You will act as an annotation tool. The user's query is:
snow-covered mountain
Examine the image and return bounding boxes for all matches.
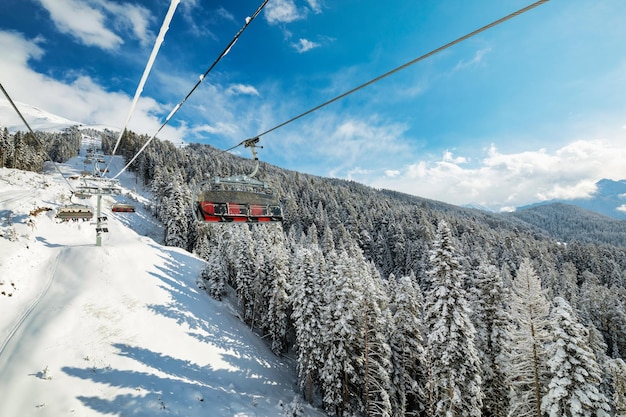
[517,179,626,220]
[0,141,323,416]
[0,100,84,133]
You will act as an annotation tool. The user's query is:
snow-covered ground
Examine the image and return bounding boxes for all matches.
[0,137,323,416]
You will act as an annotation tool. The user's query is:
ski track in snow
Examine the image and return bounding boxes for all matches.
[0,135,325,416]
[0,247,61,359]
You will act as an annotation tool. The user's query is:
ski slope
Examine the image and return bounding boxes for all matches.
[0,137,323,416]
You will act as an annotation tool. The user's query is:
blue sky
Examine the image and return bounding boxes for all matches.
[2,0,626,211]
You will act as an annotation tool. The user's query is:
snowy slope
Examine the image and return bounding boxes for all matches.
[0,138,323,416]
[0,100,83,133]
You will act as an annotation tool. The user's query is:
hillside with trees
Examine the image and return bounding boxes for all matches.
[5,127,626,416]
[508,202,626,248]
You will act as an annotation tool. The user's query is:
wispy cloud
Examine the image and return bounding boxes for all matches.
[305,0,322,14]
[453,47,491,72]
[35,0,153,50]
[291,38,320,53]
[226,84,260,96]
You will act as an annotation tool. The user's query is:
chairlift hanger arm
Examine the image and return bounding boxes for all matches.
[243,137,261,177]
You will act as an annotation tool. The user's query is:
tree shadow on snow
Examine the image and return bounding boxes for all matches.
[63,343,291,416]
[62,244,298,416]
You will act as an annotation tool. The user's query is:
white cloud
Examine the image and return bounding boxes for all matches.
[0,30,185,143]
[385,170,400,177]
[292,38,320,53]
[35,0,153,50]
[0,31,45,66]
[226,84,260,96]
[617,204,626,213]
[442,150,468,164]
[191,122,238,137]
[264,0,302,24]
[367,139,626,211]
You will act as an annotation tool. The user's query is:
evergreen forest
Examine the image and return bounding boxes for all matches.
[4,127,626,417]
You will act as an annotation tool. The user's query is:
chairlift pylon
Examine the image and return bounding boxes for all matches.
[194,137,283,223]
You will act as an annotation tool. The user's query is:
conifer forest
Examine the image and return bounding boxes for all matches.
[4,127,626,416]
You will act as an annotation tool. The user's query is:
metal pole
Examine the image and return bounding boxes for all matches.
[96,194,102,247]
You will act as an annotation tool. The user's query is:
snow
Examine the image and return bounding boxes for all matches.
[0,138,324,416]
[0,100,82,133]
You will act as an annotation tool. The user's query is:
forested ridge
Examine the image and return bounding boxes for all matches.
[5,127,626,416]
[508,202,626,248]
[0,125,81,171]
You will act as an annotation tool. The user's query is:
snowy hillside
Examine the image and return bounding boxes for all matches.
[0,137,323,416]
[0,100,84,133]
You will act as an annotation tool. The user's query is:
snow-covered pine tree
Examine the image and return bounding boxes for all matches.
[258,225,291,354]
[230,226,258,324]
[423,219,483,417]
[162,171,190,249]
[291,244,326,404]
[193,225,212,260]
[319,249,364,415]
[389,272,426,416]
[507,258,551,417]
[606,358,626,416]
[199,245,227,300]
[470,262,511,417]
[541,297,611,417]
[149,166,169,219]
[361,262,393,417]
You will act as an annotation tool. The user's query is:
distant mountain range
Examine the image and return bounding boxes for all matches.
[517,179,626,220]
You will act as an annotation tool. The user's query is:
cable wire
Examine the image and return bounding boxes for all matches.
[104,0,180,175]
[227,0,550,152]
[112,0,269,180]
[0,82,75,193]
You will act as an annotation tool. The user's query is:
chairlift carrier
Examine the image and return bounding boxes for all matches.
[112,203,136,213]
[194,138,283,223]
[55,204,94,221]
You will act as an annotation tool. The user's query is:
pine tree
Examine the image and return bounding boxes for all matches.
[291,245,326,404]
[361,263,393,417]
[230,226,258,324]
[319,249,363,415]
[507,258,551,417]
[199,245,227,300]
[470,262,512,417]
[606,358,626,416]
[424,220,483,417]
[541,297,611,417]
[260,226,291,354]
[162,173,190,249]
[388,272,426,416]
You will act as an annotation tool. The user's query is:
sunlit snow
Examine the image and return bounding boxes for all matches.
[0,136,324,416]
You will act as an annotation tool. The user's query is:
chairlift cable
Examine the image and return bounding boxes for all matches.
[0,82,76,193]
[225,0,550,153]
[104,0,180,175]
[112,0,270,180]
